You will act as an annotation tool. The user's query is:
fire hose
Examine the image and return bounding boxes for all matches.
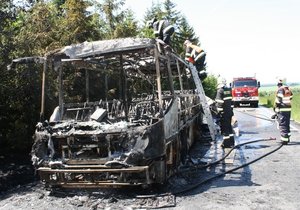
[172,137,283,195]
[137,110,284,200]
[234,108,276,122]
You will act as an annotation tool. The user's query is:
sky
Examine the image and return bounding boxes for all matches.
[124,0,300,85]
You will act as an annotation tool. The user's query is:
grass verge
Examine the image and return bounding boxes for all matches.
[259,89,300,122]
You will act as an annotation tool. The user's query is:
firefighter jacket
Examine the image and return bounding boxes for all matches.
[152,20,174,41]
[185,46,206,70]
[215,86,233,117]
[185,47,194,63]
[275,85,293,112]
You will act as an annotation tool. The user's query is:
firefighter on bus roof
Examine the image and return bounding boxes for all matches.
[183,40,207,81]
[147,17,174,47]
[273,78,293,144]
[215,77,235,148]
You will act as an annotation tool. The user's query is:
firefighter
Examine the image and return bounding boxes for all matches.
[215,77,235,148]
[184,40,207,80]
[274,79,293,144]
[147,17,174,47]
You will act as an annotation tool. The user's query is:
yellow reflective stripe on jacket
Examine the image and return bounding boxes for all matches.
[224,96,232,100]
[216,99,224,103]
[275,98,291,104]
[194,51,206,61]
[282,97,291,104]
[279,108,291,112]
[281,136,289,142]
[153,20,164,35]
[158,20,164,33]
[217,108,223,112]
[163,25,173,33]
[277,93,284,98]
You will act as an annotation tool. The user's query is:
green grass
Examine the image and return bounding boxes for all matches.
[259,86,300,122]
[260,85,300,92]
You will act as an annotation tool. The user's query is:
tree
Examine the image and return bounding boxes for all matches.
[59,0,99,45]
[139,2,164,39]
[113,10,138,38]
[0,1,55,152]
[95,0,138,39]
[144,1,164,20]
[162,0,179,24]
[175,16,199,56]
[13,2,62,55]
[202,74,218,99]
[1,1,65,152]
[0,0,16,63]
[53,0,66,8]
[0,0,17,151]
[2,1,64,153]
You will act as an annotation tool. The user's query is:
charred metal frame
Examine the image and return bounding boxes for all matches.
[10,38,207,188]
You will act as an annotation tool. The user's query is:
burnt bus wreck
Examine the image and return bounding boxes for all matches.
[9,38,215,188]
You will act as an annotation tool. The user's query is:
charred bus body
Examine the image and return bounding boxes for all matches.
[9,38,212,188]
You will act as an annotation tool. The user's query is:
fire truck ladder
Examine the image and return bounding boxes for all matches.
[171,52,216,141]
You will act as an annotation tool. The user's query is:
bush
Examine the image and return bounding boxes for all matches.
[267,99,273,107]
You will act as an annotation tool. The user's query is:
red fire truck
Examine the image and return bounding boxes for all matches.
[231,77,260,107]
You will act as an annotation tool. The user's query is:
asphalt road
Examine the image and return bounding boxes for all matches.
[172,106,300,210]
[0,106,299,210]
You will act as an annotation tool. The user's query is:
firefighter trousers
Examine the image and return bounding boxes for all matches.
[277,111,291,143]
[220,115,235,148]
[162,27,174,46]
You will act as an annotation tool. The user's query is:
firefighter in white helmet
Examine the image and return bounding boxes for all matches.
[183,40,207,80]
[273,78,293,144]
[215,77,235,148]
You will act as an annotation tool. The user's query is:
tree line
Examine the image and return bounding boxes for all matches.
[0,0,217,154]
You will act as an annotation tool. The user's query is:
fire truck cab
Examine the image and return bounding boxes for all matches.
[231,77,260,108]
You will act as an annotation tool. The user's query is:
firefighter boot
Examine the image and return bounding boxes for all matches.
[221,135,235,148]
[199,71,207,81]
[281,135,289,145]
[271,114,278,120]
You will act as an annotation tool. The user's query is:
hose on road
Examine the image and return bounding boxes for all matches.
[172,137,283,195]
[177,137,276,173]
[234,108,275,122]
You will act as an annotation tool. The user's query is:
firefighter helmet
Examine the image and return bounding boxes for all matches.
[277,78,285,86]
[184,40,192,47]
